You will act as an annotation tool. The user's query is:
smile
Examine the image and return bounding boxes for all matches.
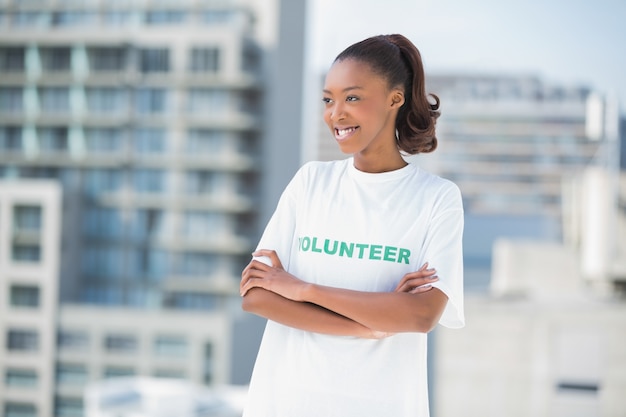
[334,126,358,140]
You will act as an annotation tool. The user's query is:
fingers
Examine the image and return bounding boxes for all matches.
[409,284,435,294]
[240,266,270,296]
[394,263,438,293]
[253,249,284,269]
[240,259,272,294]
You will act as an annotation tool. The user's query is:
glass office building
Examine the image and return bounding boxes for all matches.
[0,0,303,415]
[0,0,263,308]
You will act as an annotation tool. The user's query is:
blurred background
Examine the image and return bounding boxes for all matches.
[0,0,624,416]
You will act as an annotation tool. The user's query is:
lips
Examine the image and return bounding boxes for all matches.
[334,126,358,140]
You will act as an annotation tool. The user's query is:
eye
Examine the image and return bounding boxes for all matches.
[346,96,359,102]
[322,97,333,104]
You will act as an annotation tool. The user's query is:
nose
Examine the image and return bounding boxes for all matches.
[329,102,345,122]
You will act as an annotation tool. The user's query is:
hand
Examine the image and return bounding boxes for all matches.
[394,263,438,294]
[367,329,395,340]
[240,249,308,301]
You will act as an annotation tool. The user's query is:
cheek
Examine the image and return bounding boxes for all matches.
[323,109,332,128]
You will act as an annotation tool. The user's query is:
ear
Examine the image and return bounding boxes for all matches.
[390,90,405,109]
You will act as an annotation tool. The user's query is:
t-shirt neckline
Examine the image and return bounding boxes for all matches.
[346,157,417,183]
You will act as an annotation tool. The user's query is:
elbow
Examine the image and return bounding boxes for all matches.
[419,316,440,333]
[241,287,265,313]
[411,315,439,334]
[409,289,448,333]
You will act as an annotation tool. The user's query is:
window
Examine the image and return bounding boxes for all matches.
[154,336,187,357]
[182,211,221,238]
[12,205,43,263]
[83,169,122,195]
[204,343,214,384]
[146,10,186,25]
[12,245,41,262]
[102,11,132,26]
[84,128,123,153]
[132,209,164,239]
[133,169,165,193]
[178,252,217,276]
[189,47,219,73]
[242,44,260,73]
[186,129,223,154]
[139,48,169,73]
[56,364,87,385]
[39,87,70,113]
[4,402,37,417]
[7,329,39,352]
[0,47,26,71]
[54,396,83,417]
[38,127,69,152]
[103,367,135,378]
[86,87,127,114]
[185,171,217,195]
[0,87,23,113]
[104,334,137,353]
[82,207,124,238]
[164,292,217,311]
[80,285,123,305]
[154,369,185,379]
[40,47,72,72]
[12,11,47,28]
[81,246,124,278]
[134,128,165,153]
[0,126,22,150]
[187,89,228,114]
[129,248,168,280]
[5,369,38,388]
[52,11,96,27]
[135,88,167,114]
[203,10,235,24]
[13,205,41,232]
[57,330,89,351]
[10,285,40,308]
[88,47,126,71]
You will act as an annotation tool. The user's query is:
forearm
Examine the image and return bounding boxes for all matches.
[242,288,375,338]
[302,284,448,333]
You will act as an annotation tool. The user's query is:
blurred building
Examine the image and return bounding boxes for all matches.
[0,181,61,417]
[0,0,309,416]
[434,168,626,417]
[83,377,246,417]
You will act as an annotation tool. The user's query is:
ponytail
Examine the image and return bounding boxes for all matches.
[334,34,440,154]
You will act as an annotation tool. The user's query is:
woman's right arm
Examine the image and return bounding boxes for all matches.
[242,287,378,338]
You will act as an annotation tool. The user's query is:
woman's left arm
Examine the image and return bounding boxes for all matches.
[241,249,448,333]
[302,280,448,333]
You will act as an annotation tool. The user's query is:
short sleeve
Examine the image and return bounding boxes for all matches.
[421,183,465,329]
[253,165,307,270]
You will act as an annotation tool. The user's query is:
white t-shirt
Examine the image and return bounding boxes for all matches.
[243,158,464,417]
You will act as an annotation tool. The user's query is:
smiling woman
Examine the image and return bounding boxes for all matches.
[240,34,464,417]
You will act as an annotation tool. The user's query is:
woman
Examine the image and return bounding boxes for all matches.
[240,34,464,417]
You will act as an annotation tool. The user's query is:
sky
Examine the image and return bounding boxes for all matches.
[308,0,626,110]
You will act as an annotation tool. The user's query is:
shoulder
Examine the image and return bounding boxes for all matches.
[295,159,350,182]
[414,166,463,210]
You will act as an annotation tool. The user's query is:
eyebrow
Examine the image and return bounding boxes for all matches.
[322,86,364,94]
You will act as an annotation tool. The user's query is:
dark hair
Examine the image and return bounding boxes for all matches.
[334,34,440,154]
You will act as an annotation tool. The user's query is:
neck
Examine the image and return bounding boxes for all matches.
[353,148,407,173]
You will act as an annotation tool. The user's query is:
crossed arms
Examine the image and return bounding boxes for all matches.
[240,249,448,339]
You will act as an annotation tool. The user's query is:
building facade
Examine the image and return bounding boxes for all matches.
[0,0,309,415]
[0,181,62,417]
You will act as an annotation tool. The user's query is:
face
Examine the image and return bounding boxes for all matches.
[322,59,404,157]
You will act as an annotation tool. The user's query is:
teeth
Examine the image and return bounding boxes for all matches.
[336,127,355,136]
